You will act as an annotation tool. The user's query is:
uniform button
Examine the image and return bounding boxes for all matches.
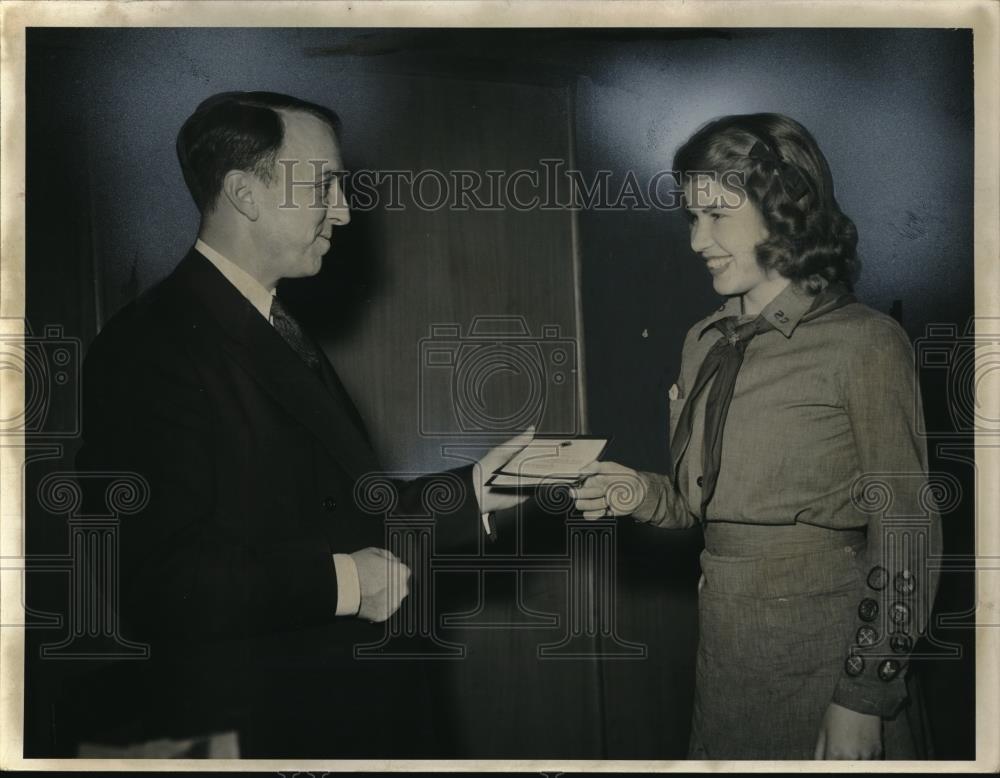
[889,601,910,625]
[867,566,889,591]
[856,625,878,647]
[321,496,337,512]
[844,654,865,677]
[894,570,916,595]
[696,475,704,487]
[890,633,913,654]
[858,598,879,622]
[877,659,901,682]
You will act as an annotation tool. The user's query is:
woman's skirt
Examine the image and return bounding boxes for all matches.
[687,522,928,760]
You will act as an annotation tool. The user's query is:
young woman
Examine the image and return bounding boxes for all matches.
[573,114,940,760]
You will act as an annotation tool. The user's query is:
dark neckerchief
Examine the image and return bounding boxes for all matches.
[671,283,856,519]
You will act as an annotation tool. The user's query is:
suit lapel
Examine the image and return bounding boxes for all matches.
[173,249,381,479]
[314,350,375,448]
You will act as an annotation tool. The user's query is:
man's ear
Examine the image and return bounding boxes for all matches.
[221,170,260,221]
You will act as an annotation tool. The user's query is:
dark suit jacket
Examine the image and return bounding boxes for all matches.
[70,249,484,757]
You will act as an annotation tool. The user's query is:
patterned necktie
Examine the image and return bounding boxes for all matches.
[270,296,321,371]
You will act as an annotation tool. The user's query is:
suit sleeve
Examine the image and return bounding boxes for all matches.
[830,316,942,717]
[383,464,487,552]
[76,329,340,641]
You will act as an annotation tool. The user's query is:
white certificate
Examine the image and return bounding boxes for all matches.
[487,437,609,487]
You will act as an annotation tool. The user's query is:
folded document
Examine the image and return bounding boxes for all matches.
[487,437,608,488]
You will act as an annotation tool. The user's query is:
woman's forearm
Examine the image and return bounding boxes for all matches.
[632,470,699,529]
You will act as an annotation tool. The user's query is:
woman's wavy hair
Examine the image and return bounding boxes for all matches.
[673,113,860,294]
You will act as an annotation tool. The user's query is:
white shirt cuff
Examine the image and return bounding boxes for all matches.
[332,553,361,616]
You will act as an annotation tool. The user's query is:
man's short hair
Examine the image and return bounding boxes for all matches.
[176,91,341,214]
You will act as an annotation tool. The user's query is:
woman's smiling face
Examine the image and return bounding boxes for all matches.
[683,177,789,313]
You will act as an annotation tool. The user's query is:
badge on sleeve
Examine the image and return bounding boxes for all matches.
[890,633,913,654]
[858,598,879,622]
[867,566,889,591]
[894,570,916,595]
[856,625,878,647]
[877,659,901,682]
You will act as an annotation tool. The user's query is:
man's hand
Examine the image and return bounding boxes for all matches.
[350,547,410,622]
[473,427,535,514]
[571,460,649,519]
[814,702,883,760]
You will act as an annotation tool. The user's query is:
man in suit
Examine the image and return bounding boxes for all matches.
[71,91,529,757]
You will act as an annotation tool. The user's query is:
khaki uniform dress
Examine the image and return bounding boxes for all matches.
[635,282,940,759]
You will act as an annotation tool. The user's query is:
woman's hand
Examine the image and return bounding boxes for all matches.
[813,702,883,760]
[570,460,649,519]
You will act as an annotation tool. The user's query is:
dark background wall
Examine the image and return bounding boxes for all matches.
[24,27,974,759]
